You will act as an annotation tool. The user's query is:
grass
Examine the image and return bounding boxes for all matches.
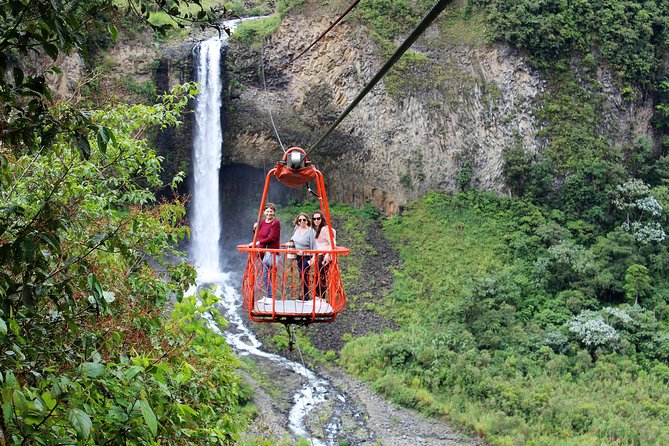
[383,191,507,321]
[147,0,228,27]
[231,14,281,47]
[438,0,488,46]
[384,50,431,97]
[338,191,669,445]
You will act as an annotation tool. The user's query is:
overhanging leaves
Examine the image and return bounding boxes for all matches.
[67,408,92,439]
[139,399,158,437]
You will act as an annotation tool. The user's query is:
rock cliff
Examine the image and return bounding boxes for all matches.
[222,4,655,215]
[224,8,546,215]
[43,3,657,216]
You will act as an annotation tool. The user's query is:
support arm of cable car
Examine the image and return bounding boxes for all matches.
[237,148,350,325]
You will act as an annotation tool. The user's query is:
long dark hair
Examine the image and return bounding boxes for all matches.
[312,211,325,238]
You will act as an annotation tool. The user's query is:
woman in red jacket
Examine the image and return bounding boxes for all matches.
[252,203,281,302]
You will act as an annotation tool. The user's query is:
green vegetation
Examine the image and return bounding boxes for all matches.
[333,6,669,434]
[443,0,487,46]
[4,0,669,444]
[355,0,427,41]
[400,172,413,189]
[1,83,247,443]
[276,0,307,15]
[231,0,305,47]
[384,50,431,97]
[333,3,669,430]
[224,0,273,17]
[233,14,282,46]
[464,0,669,230]
[0,2,257,444]
[340,191,669,444]
[503,72,632,230]
[124,78,159,102]
[147,0,229,28]
[466,0,669,187]
[469,0,669,85]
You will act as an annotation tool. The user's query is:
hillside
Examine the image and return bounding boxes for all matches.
[3,0,669,444]
[221,0,660,215]
[225,1,669,444]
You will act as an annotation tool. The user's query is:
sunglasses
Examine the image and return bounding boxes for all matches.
[312,216,322,220]
[298,218,308,222]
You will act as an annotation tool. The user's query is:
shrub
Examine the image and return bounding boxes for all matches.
[232,14,281,46]
[533,241,595,293]
[502,144,533,197]
[0,86,243,444]
[569,310,620,349]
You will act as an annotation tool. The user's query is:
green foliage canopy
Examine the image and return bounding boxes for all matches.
[0,2,247,443]
[0,0,225,160]
[1,84,244,444]
[340,191,669,445]
[469,0,669,84]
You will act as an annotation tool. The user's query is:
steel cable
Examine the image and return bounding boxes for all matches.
[307,0,452,156]
[260,44,287,153]
[288,0,361,65]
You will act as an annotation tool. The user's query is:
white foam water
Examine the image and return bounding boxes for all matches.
[188,22,342,445]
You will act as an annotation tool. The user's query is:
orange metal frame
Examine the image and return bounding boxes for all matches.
[237,149,350,325]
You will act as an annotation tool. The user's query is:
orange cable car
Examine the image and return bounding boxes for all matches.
[237,148,350,325]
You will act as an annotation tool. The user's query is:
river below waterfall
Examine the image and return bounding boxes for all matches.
[194,272,482,446]
[188,23,482,446]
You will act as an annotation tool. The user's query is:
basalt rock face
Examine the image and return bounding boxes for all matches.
[222,8,656,215]
[224,12,548,215]
[154,41,198,197]
[39,7,656,216]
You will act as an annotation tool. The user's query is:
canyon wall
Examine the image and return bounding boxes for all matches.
[46,3,657,215]
[221,6,654,214]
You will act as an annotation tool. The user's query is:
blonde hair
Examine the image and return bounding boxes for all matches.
[264,203,277,212]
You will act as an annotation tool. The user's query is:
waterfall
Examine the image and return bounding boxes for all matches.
[190,37,223,278]
[188,24,345,445]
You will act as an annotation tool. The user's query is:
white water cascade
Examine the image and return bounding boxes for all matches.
[190,38,223,279]
[188,26,348,445]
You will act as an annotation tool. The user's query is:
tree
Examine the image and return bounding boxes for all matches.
[1,85,243,444]
[501,143,533,197]
[0,3,241,442]
[0,0,226,159]
[613,178,666,243]
[533,240,595,293]
[624,263,652,305]
[473,0,669,84]
[568,310,620,353]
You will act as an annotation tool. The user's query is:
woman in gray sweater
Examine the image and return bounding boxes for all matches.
[290,213,317,300]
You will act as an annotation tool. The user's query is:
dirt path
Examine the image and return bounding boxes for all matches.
[233,219,484,445]
[239,353,483,446]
